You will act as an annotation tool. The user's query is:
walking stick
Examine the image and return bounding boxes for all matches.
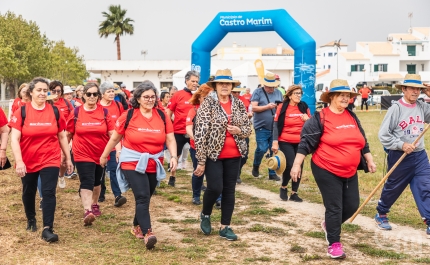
[349,123,430,223]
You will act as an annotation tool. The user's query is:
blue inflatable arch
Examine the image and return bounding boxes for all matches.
[191,9,316,113]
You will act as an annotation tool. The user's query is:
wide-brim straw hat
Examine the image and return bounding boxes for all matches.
[207,69,241,89]
[266,150,286,177]
[395,74,426,89]
[232,87,245,92]
[47,93,58,100]
[320,79,360,103]
[261,72,281,87]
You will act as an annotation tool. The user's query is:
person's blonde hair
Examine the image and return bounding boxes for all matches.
[17,83,28,99]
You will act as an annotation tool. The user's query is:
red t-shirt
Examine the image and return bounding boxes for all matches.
[54,98,73,120]
[8,103,67,173]
[116,108,174,172]
[123,89,131,99]
[274,103,311,143]
[73,98,83,106]
[185,106,199,149]
[67,104,115,164]
[218,101,241,159]
[239,95,251,110]
[102,101,124,121]
[0,108,7,127]
[312,109,365,177]
[11,98,28,114]
[359,88,371,99]
[167,89,193,134]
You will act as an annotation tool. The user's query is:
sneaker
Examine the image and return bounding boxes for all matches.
[177,162,183,170]
[201,185,207,191]
[168,176,175,187]
[114,196,127,207]
[130,225,145,239]
[269,174,281,181]
[252,165,260,178]
[98,196,105,203]
[42,227,59,243]
[26,219,37,232]
[58,176,66,189]
[289,193,303,202]
[280,187,288,201]
[91,204,102,217]
[215,200,221,209]
[83,210,95,226]
[321,220,329,244]
[219,226,238,241]
[236,177,242,184]
[426,226,430,239]
[200,213,211,235]
[65,172,77,179]
[192,197,201,205]
[145,229,157,249]
[327,242,346,259]
[374,213,392,230]
[39,200,43,211]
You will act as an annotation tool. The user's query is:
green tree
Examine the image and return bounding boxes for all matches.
[99,5,134,60]
[48,40,88,85]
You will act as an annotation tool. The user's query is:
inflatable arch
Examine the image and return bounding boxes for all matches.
[191,9,316,112]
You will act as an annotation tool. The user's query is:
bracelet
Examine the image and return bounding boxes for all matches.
[171,156,178,160]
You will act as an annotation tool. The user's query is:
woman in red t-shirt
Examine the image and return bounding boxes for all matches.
[98,82,126,207]
[290,79,377,259]
[9,77,73,243]
[185,84,213,205]
[49,80,74,189]
[73,85,84,107]
[67,83,115,226]
[100,81,177,249]
[0,108,10,167]
[271,85,311,203]
[11,83,31,114]
[193,69,252,241]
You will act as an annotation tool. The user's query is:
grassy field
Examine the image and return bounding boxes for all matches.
[1,107,430,264]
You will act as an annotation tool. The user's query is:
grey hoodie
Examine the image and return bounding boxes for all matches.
[378,98,430,152]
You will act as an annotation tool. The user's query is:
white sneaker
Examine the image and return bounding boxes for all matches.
[58,177,66,189]
[177,162,183,170]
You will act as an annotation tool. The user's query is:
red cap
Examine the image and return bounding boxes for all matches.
[275,74,280,80]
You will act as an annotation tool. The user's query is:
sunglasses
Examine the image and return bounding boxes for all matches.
[85,92,99,97]
[51,89,62,94]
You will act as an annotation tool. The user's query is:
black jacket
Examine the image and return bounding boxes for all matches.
[297,108,370,156]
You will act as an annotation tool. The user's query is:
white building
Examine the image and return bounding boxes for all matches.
[316,27,430,88]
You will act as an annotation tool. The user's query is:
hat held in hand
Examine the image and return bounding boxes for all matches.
[266,150,286,177]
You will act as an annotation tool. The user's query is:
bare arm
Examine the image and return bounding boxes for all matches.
[166,109,173,120]
[0,124,9,167]
[100,131,123,167]
[10,128,26,176]
[166,132,177,171]
[290,153,306,182]
[186,124,194,140]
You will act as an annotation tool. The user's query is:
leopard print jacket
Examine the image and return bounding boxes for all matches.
[194,91,252,164]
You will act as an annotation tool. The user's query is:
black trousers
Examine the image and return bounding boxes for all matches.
[202,157,241,225]
[361,98,368,110]
[174,133,190,157]
[21,167,59,228]
[279,142,302,191]
[238,137,249,178]
[76,162,104,191]
[123,170,157,232]
[311,160,359,245]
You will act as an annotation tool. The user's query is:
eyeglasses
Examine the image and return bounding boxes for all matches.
[51,89,62,94]
[85,92,99,97]
[293,92,302,96]
[141,95,157,101]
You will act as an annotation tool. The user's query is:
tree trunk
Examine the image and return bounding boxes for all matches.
[116,34,121,60]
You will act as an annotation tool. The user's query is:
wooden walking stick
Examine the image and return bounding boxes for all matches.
[349,123,430,223]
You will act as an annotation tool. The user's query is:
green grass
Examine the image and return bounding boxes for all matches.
[244,256,271,262]
[341,223,360,233]
[301,254,322,261]
[290,243,306,253]
[304,231,325,239]
[248,224,287,236]
[414,258,430,263]
[352,243,409,259]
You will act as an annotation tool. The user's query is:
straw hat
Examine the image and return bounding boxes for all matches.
[320,79,360,103]
[395,74,426,89]
[261,72,281,87]
[207,69,241,89]
[232,87,245,92]
[46,92,58,100]
[266,150,286,177]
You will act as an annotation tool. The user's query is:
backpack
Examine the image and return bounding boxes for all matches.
[124,108,166,130]
[64,99,72,111]
[277,100,309,136]
[74,106,109,133]
[21,104,60,128]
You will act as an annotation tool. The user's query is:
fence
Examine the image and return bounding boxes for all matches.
[0,100,13,119]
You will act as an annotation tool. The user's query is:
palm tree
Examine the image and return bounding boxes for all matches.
[99,5,134,60]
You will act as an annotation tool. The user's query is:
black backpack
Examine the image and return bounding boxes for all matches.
[124,108,166,130]
[21,104,60,128]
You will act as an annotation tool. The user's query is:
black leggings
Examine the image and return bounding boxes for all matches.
[311,160,359,245]
[22,167,59,228]
[123,170,157,231]
[174,133,190,157]
[361,98,368,110]
[76,162,104,191]
[279,142,302,191]
[202,157,241,225]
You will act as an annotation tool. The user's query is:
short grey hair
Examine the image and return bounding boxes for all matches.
[185,71,200,83]
[100,82,115,95]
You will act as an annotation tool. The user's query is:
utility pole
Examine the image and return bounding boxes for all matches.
[408,12,413,29]
[333,39,341,78]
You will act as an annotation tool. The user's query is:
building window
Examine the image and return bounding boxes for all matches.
[351,64,364,72]
[323,65,325,69]
[328,52,333,57]
[133,82,143,88]
[422,64,425,71]
[160,82,173,89]
[407,65,416,74]
[328,65,331,69]
[407,45,416,56]
[323,53,325,57]
[422,45,425,52]
[374,64,388,72]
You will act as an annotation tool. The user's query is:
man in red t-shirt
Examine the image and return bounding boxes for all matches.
[166,71,200,187]
[359,84,372,111]
[120,83,131,99]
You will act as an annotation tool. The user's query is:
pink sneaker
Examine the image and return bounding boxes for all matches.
[131,225,145,239]
[83,210,95,226]
[91,204,102,217]
[327,242,346,259]
[145,229,157,249]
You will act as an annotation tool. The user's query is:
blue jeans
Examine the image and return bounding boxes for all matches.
[189,148,204,199]
[102,150,122,198]
[253,128,275,176]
